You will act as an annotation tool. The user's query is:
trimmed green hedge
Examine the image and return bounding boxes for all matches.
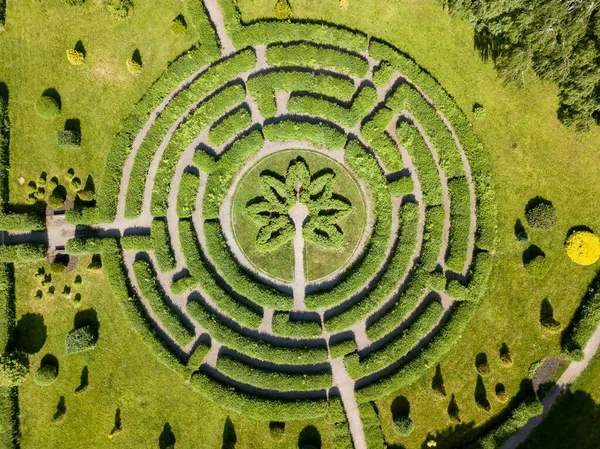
[189,371,328,421]
[471,400,543,449]
[420,205,445,271]
[178,219,263,329]
[272,313,322,339]
[386,84,464,178]
[329,337,357,360]
[132,259,195,346]
[329,398,353,449]
[120,234,153,251]
[263,120,347,149]
[0,244,47,263]
[177,172,200,218]
[186,300,328,365]
[124,49,256,219]
[388,176,413,197]
[203,221,292,310]
[446,177,471,273]
[359,402,385,449]
[357,302,477,402]
[65,325,98,354]
[324,202,419,333]
[67,44,222,225]
[208,106,253,147]
[217,0,368,53]
[217,355,332,392]
[186,341,211,371]
[446,251,493,302]
[361,107,404,173]
[181,0,220,54]
[372,61,394,89]
[0,387,17,449]
[171,275,198,295]
[150,220,176,273]
[266,42,369,78]
[396,121,443,206]
[369,39,496,252]
[151,83,248,216]
[65,238,190,377]
[288,85,378,128]
[344,301,444,380]
[0,264,14,352]
[202,130,265,220]
[305,139,392,310]
[247,70,355,118]
[562,269,600,361]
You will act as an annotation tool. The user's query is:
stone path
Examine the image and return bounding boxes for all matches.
[289,201,308,311]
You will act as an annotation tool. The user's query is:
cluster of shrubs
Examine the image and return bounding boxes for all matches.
[33,263,83,304]
[22,170,95,207]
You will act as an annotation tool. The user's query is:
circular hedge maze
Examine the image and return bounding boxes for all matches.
[65,4,496,447]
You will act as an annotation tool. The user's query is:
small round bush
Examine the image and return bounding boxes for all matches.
[0,352,29,387]
[48,186,67,209]
[269,421,285,441]
[524,254,550,279]
[105,0,133,18]
[495,383,508,403]
[525,200,557,230]
[24,194,36,205]
[475,354,491,375]
[393,416,414,436]
[36,96,60,119]
[70,177,82,191]
[66,49,85,65]
[47,176,59,191]
[171,15,187,34]
[472,103,486,120]
[25,181,37,194]
[78,189,95,201]
[38,172,47,186]
[65,168,75,181]
[500,352,513,367]
[126,59,142,75]
[565,230,600,266]
[35,363,58,386]
[273,0,292,19]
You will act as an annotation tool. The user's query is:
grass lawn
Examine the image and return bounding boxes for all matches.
[233,1,600,447]
[231,149,367,283]
[14,258,335,449]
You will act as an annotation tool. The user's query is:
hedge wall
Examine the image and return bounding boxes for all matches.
[125,49,256,219]
[359,402,385,449]
[420,205,445,271]
[178,219,263,329]
[329,398,353,449]
[324,202,419,333]
[208,106,253,147]
[345,301,444,380]
[446,177,471,273]
[186,300,329,365]
[216,355,333,392]
[177,171,200,218]
[263,120,347,149]
[181,0,220,54]
[305,139,392,310]
[0,244,47,263]
[247,70,355,118]
[0,264,14,353]
[361,107,404,173]
[266,43,369,78]
[329,337,357,360]
[150,220,176,273]
[287,85,378,128]
[446,251,493,302]
[132,259,195,347]
[272,312,322,339]
[189,371,329,421]
[67,44,222,225]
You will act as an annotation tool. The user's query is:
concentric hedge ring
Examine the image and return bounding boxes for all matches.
[66,2,496,443]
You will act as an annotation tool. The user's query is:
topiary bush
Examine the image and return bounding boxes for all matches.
[269,421,285,441]
[104,0,133,18]
[48,186,67,209]
[66,49,85,65]
[476,353,491,376]
[523,247,550,279]
[499,343,513,367]
[36,95,60,119]
[35,361,58,386]
[393,415,414,436]
[126,58,142,75]
[525,198,557,230]
[0,352,29,387]
[495,383,508,403]
[273,0,292,19]
[171,15,187,34]
[65,325,98,354]
[565,230,600,266]
[57,129,81,149]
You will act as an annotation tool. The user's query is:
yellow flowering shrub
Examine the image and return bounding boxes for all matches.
[565,231,600,265]
[126,59,142,75]
[66,49,84,65]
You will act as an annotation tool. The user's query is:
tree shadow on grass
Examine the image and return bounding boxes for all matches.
[298,425,321,448]
[75,365,89,394]
[522,244,545,265]
[222,416,237,449]
[15,313,46,354]
[159,423,176,449]
[391,396,410,421]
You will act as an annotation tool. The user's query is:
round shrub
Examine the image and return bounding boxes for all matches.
[35,363,58,386]
[475,353,490,376]
[24,194,36,205]
[499,344,513,368]
[524,254,550,279]
[171,15,187,34]
[38,172,47,186]
[66,49,85,65]
[78,189,95,201]
[269,421,285,441]
[472,103,486,120]
[0,352,29,387]
[48,186,67,209]
[495,383,508,403]
[525,199,557,230]
[25,181,37,194]
[273,0,292,19]
[105,0,133,18]
[126,59,142,75]
[70,177,82,191]
[565,230,600,266]
[47,176,59,191]
[65,168,75,181]
[393,415,414,436]
[36,96,60,119]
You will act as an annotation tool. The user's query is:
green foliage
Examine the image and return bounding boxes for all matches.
[421,205,445,271]
[345,301,444,379]
[35,95,60,119]
[446,177,471,272]
[150,220,176,273]
[393,415,414,436]
[178,219,265,328]
[372,61,394,88]
[329,338,357,360]
[271,313,322,339]
[189,371,328,421]
[0,352,29,387]
[104,0,133,18]
[446,251,494,301]
[171,15,187,34]
[525,199,557,230]
[65,325,98,354]
[34,363,58,386]
[132,259,194,346]
[0,244,46,263]
[273,0,292,19]
[216,355,332,392]
[207,106,252,147]
[329,398,353,449]
[359,402,385,449]
[388,176,413,197]
[269,421,285,441]
[186,300,328,365]
[263,120,347,149]
[476,353,491,376]
[48,186,67,209]
[324,202,419,333]
[126,58,142,75]
[361,107,403,173]
[176,171,199,218]
[267,42,369,78]
[524,252,550,279]
[56,129,81,149]
[65,0,84,5]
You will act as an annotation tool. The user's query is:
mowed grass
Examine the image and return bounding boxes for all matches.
[235,1,600,448]
[231,150,367,283]
[14,258,335,449]
[0,0,196,206]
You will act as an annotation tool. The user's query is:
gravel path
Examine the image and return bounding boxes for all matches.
[289,201,309,311]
